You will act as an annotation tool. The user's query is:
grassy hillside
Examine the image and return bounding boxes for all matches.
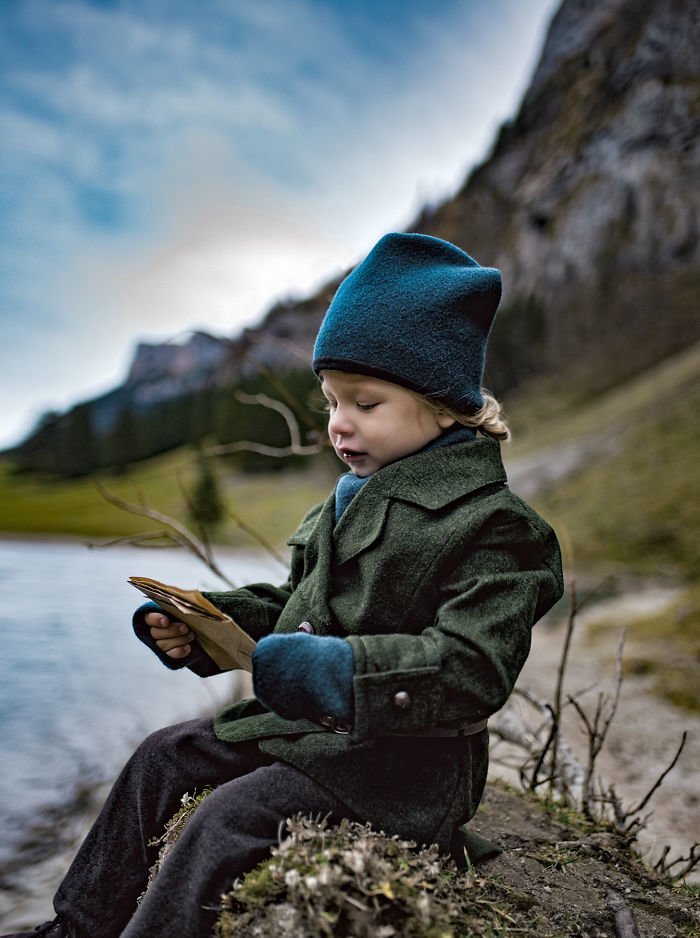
[504,342,700,714]
[507,341,700,582]
[0,447,333,547]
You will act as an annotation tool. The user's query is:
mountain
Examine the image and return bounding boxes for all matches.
[12,0,699,471]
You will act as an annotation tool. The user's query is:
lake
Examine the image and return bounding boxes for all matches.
[0,536,284,867]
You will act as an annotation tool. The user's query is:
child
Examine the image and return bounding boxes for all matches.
[6,233,563,938]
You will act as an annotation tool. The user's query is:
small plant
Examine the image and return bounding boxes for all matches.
[138,788,214,902]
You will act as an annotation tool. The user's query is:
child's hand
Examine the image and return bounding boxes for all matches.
[145,611,195,659]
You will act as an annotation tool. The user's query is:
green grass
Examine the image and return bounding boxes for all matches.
[503,341,700,582]
[0,447,333,547]
[528,377,700,580]
[506,340,700,455]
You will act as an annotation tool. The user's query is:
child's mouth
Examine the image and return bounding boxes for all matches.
[340,448,365,463]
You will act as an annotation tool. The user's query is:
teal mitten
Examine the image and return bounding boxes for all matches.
[252,632,354,724]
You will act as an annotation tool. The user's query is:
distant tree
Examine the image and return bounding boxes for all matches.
[101,406,137,475]
[188,388,214,445]
[56,404,98,477]
[187,447,223,526]
[12,410,63,474]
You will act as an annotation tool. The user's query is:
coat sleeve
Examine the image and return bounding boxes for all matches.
[346,511,564,742]
[202,578,294,643]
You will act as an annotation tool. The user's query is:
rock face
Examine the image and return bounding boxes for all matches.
[127,332,232,388]
[417,0,700,391]
[87,330,235,436]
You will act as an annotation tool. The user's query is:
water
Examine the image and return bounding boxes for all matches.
[0,537,284,865]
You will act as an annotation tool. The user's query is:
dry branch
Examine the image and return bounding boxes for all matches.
[95,483,235,587]
[225,505,288,570]
[208,391,324,459]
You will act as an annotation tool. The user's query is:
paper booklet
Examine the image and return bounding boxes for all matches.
[128,575,256,672]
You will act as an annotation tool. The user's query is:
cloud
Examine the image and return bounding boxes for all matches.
[0,0,560,448]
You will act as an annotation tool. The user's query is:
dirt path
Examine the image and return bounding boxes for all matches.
[489,587,700,883]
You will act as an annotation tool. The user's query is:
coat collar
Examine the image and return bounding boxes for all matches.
[378,436,507,508]
[331,437,507,565]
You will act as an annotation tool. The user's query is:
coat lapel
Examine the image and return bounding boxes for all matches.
[332,478,391,565]
[331,438,507,566]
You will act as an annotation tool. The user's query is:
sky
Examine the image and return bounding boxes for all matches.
[0,0,560,449]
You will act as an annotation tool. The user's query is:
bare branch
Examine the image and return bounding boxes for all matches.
[549,579,577,793]
[95,483,235,587]
[655,842,700,882]
[208,389,325,459]
[210,439,323,458]
[236,392,306,449]
[528,705,557,792]
[623,732,688,820]
[226,505,289,571]
[88,531,185,550]
[240,351,320,432]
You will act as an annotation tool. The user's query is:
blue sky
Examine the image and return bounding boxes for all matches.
[0,0,559,448]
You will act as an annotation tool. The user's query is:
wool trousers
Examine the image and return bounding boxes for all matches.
[53,717,354,938]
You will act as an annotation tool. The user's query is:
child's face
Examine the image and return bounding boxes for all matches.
[320,370,455,476]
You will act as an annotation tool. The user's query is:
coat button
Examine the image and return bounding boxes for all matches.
[297,621,315,634]
[393,691,411,709]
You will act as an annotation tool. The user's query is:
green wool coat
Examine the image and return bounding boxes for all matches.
[206,438,563,850]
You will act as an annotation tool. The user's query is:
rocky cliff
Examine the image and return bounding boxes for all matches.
[415,0,700,392]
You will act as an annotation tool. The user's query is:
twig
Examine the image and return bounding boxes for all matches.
[207,390,325,459]
[95,483,235,587]
[528,705,557,792]
[226,505,289,570]
[623,732,688,821]
[567,629,625,818]
[88,531,186,550]
[241,351,320,431]
[654,842,700,882]
[549,577,612,795]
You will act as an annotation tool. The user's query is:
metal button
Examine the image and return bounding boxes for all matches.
[297,621,315,634]
[320,715,351,734]
[393,691,411,709]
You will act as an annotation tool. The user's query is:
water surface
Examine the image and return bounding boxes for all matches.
[0,537,283,864]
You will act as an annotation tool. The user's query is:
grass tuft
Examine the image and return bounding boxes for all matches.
[215,815,523,938]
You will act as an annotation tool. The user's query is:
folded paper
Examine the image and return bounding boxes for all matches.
[128,575,256,672]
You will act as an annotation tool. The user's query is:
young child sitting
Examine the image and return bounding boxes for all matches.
[6,233,563,938]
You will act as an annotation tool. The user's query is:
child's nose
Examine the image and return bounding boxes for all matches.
[328,406,353,437]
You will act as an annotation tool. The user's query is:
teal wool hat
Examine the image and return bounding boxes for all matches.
[312,232,502,413]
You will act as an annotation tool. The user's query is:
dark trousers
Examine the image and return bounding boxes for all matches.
[53,717,354,937]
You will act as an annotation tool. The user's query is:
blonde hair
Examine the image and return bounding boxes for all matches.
[420,389,511,442]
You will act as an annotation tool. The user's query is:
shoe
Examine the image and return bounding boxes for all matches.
[1,917,66,937]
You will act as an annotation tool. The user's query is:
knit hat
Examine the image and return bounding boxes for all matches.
[312,232,502,413]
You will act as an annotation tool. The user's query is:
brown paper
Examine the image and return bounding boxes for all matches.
[129,575,256,672]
